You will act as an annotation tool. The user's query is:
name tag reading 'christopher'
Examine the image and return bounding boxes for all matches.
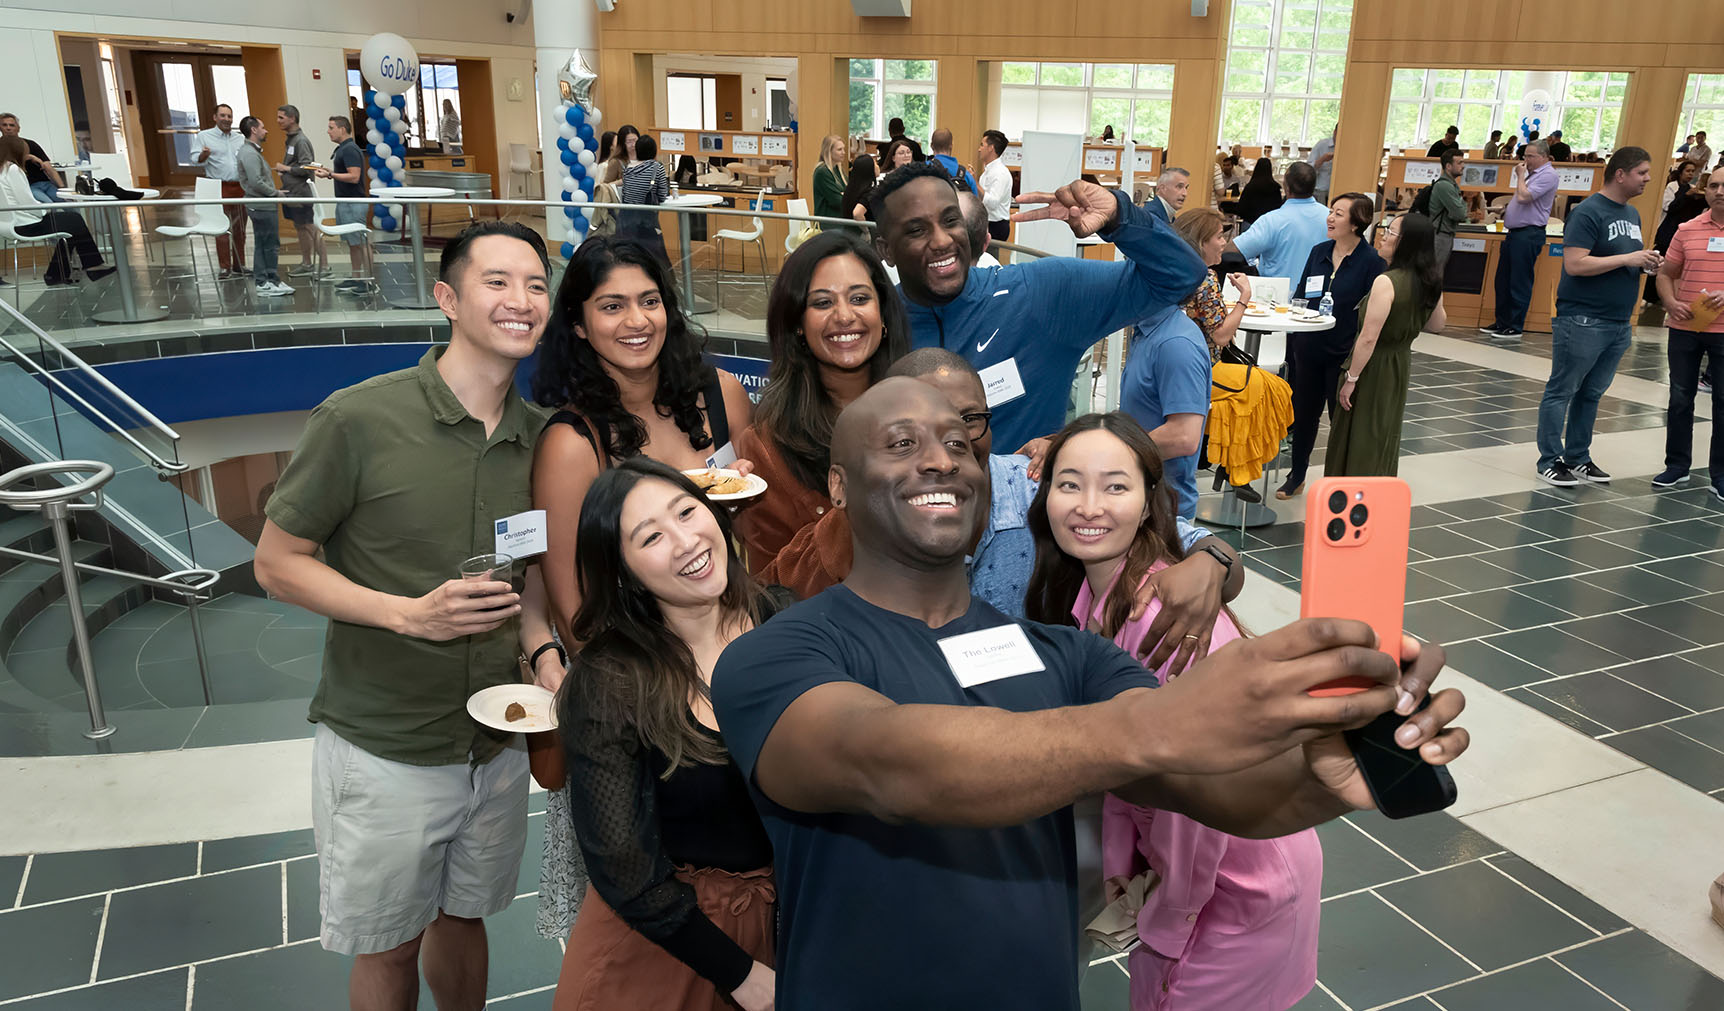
[938,625,1047,689]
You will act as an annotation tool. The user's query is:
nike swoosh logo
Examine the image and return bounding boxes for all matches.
[992,289,1011,297]
[977,329,1000,353]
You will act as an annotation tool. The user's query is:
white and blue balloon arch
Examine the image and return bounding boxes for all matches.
[358,32,419,234]
[555,52,603,258]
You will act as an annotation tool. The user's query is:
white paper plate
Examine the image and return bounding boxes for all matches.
[467,683,558,733]
[683,468,768,502]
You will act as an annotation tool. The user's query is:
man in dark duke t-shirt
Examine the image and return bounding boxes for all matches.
[711,378,1471,1010]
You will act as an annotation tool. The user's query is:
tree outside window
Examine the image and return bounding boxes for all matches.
[998,62,1174,146]
[850,59,936,142]
[1219,0,1355,145]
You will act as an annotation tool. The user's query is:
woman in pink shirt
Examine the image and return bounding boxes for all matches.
[1024,412,1322,1011]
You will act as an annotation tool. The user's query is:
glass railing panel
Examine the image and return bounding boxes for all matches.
[0,193,1053,359]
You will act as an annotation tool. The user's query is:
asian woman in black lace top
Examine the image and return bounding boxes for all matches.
[553,458,784,1011]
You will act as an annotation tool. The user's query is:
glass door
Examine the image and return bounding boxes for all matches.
[132,52,245,189]
[159,61,203,174]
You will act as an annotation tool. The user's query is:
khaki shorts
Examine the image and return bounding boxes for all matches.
[312,724,530,955]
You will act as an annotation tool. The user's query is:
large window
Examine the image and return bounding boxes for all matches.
[346,60,461,151]
[1220,0,1354,147]
[1385,70,1625,153]
[997,62,1174,146]
[667,74,719,130]
[1675,74,1724,151]
[849,59,936,142]
[416,63,462,149]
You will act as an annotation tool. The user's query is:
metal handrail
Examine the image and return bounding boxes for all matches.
[0,193,1060,241]
[0,301,187,475]
[0,544,218,597]
[0,462,220,737]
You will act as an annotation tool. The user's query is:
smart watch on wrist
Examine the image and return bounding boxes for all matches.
[1199,543,1234,579]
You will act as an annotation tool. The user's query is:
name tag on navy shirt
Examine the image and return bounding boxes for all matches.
[1305,274,1325,298]
[978,357,1026,408]
[938,624,1046,688]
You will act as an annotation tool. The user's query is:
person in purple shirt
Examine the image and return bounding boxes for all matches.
[1483,140,1559,338]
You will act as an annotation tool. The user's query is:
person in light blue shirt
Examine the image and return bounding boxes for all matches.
[1119,304,1212,520]
[1232,161,1330,290]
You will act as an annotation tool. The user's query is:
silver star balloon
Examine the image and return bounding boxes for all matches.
[557,52,598,111]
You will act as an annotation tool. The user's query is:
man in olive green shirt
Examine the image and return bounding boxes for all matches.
[1429,148,1470,267]
[256,220,552,1010]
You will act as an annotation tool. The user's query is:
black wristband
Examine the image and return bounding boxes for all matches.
[529,641,566,669]
[1199,543,1235,577]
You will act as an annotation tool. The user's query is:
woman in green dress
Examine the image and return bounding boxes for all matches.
[1325,211,1447,476]
[811,135,848,220]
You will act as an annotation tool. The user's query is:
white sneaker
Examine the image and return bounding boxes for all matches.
[262,281,294,296]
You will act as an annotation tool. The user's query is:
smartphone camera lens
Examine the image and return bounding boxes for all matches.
[1328,490,1347,514]
[1326,518,1346,541]
[1350,503,1369,526]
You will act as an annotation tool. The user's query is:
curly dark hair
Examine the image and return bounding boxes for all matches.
[754,230,910,493]
[532,236,718,461]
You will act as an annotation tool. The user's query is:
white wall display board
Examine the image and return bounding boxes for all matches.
[1016,130,1082,259]
[1556,166,1597,191]
[1404,160,1442,184]
[1084,148,1119,172]
[1132,149,1158,173]
[659,132,686,152]
[762,135,790,157]
[732,134,759,155]
[1002,146,1025,167]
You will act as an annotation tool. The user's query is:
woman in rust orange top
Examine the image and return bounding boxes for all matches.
[734,230,908,593]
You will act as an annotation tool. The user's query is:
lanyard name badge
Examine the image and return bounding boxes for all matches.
[705,441,739,469]
[937,624,1047,689]
[494,509,549,558]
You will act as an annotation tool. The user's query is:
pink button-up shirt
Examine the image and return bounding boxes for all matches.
[1078,564,1323,1011]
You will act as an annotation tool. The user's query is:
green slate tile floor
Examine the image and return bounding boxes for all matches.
[1,807,1718,1010]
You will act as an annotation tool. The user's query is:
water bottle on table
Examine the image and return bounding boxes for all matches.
[1319,289,1334,320]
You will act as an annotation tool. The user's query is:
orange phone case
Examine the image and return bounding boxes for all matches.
[1300,477,1412,696]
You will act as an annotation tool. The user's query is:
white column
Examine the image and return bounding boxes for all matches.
[533,0,600,235]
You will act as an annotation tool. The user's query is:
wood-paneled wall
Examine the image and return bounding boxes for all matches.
[1336,0,1724,229]
[596,0,1724,228]
[594,0,1236,204]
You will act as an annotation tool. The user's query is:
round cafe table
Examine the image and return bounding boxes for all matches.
[57,188,166,324]
[663,192,725,315]
[372,185,454,309]
[1197,309,1335,529]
